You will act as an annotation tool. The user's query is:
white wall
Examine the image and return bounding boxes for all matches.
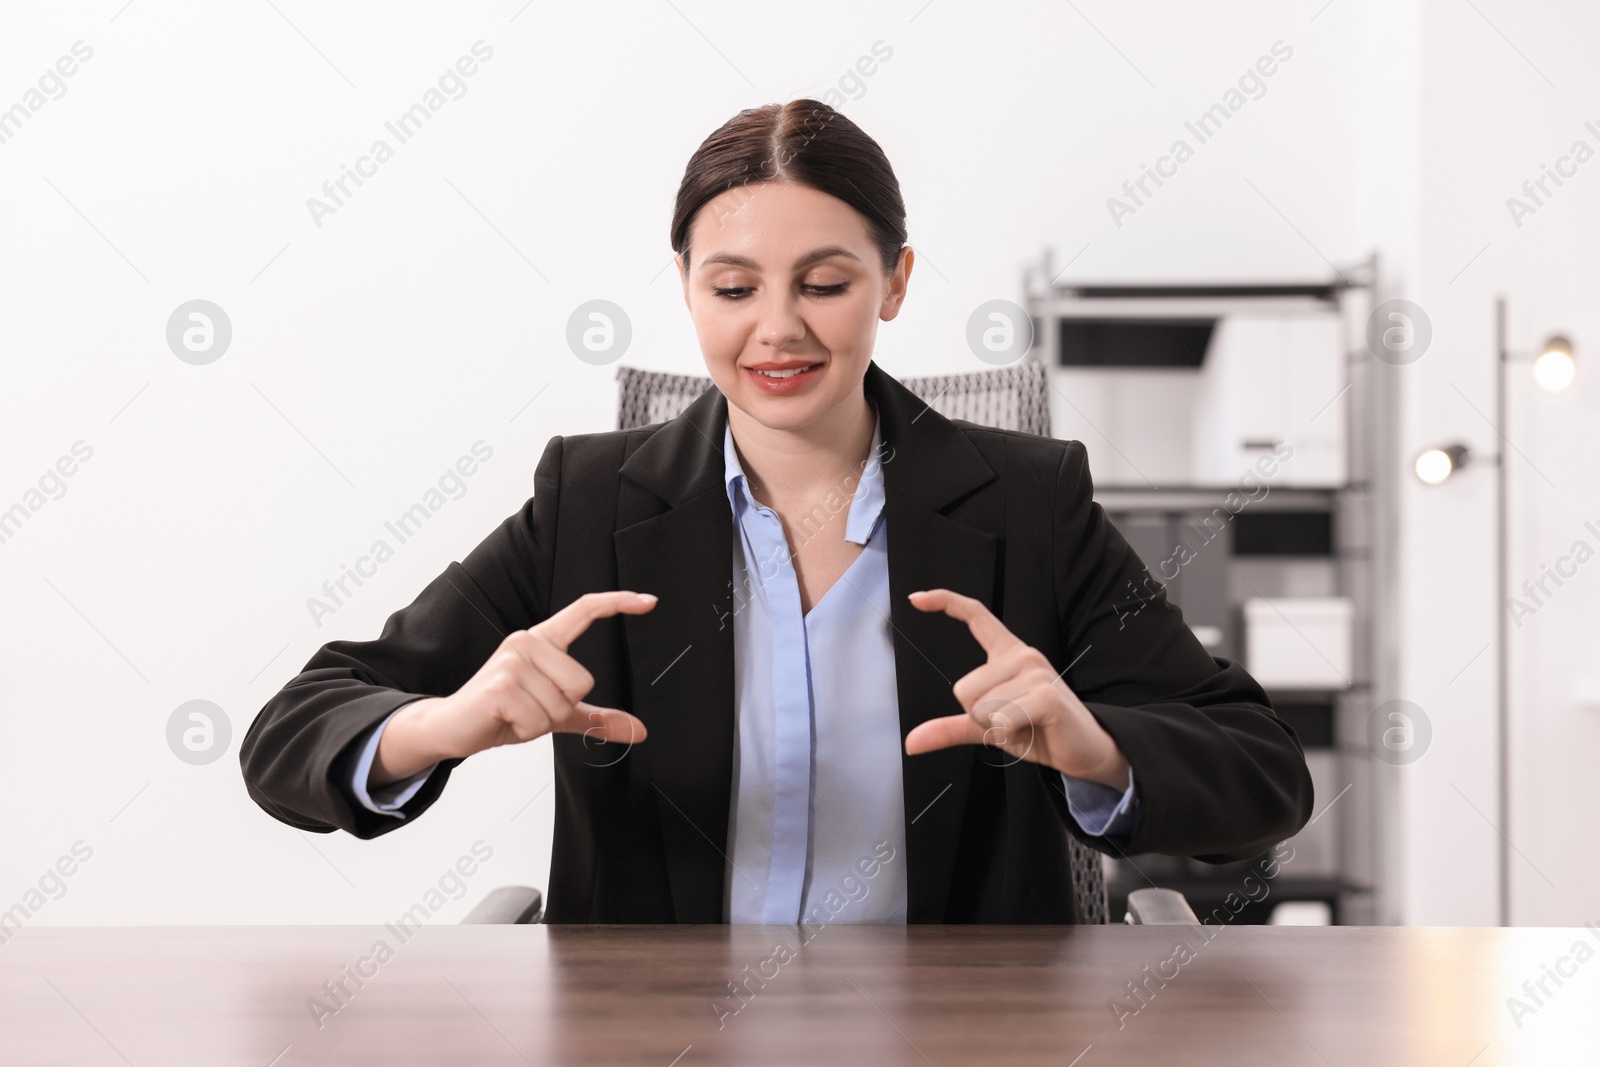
[1396,0,1600,926]
[0,0,1589,926]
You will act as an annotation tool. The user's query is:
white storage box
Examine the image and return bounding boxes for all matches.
[1243,597,1352,689]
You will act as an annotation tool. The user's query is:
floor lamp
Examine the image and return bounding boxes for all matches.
[1412,296,1576,926]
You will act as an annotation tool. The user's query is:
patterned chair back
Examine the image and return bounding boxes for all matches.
[617,361,1052,435]
[614,360,1112,924]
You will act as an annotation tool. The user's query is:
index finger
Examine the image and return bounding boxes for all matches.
[906,588,1021,658]
[535,590,658,651]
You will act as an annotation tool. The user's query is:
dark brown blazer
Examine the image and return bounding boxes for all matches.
[240,360,1313,923]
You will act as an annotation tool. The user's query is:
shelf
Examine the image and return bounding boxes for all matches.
[1052,282,1349,301]
[1032,257,1387,924]
[1094,486,1344,512]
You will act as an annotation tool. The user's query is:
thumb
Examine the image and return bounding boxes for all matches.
[904,714,985,756]
[556,702,648,745]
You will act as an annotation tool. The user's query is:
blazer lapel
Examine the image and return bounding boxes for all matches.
[614,381,735,923]
[866,362,1001,922]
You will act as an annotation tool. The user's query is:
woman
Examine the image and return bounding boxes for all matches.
[241,99,1313,925]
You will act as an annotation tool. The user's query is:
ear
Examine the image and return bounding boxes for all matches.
[880,246,914,322]
[676,254,690,309]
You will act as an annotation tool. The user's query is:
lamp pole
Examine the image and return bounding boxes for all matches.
[1495,295,1510,928]
[1418,298,1572,926]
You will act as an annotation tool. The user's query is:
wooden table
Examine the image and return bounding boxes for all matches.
[1,924,1593,1065]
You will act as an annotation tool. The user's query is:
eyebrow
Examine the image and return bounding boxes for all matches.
[697,245,863,272]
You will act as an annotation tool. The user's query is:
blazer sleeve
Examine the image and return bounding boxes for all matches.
[238,435,563,839]
[1044,440,1314,862]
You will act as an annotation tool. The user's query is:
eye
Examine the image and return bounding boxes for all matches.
[711,282,849,300]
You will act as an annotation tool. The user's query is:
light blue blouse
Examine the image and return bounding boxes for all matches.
[344,406,1140,922]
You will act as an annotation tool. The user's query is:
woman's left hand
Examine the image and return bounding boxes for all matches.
[902,588,1131,790]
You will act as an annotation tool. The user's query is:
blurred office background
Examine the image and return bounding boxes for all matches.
[0,0,1595,929]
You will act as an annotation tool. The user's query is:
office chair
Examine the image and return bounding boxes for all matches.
[463,361,1195,927]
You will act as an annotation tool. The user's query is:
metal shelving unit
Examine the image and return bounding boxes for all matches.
[1022,252,1393,925]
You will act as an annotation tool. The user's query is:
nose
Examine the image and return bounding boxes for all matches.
[754,288,807,350]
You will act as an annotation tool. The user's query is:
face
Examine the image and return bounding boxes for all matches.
[677,181,913,435]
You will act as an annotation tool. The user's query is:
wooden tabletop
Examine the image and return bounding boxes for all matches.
[0,924,1591,1065]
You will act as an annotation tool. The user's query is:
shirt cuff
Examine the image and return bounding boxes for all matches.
[1060,767,1139,838]
[346,707,439,818]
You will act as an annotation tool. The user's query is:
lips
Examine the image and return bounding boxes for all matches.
[743,361,823,393]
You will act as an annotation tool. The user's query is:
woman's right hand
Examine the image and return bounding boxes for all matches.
[369,590,658,787]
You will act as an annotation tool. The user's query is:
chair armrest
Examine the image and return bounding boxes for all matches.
[462,886,544,924]
[1124,888,1199,926]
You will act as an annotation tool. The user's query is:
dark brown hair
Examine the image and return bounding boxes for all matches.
[670,99,907,275]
